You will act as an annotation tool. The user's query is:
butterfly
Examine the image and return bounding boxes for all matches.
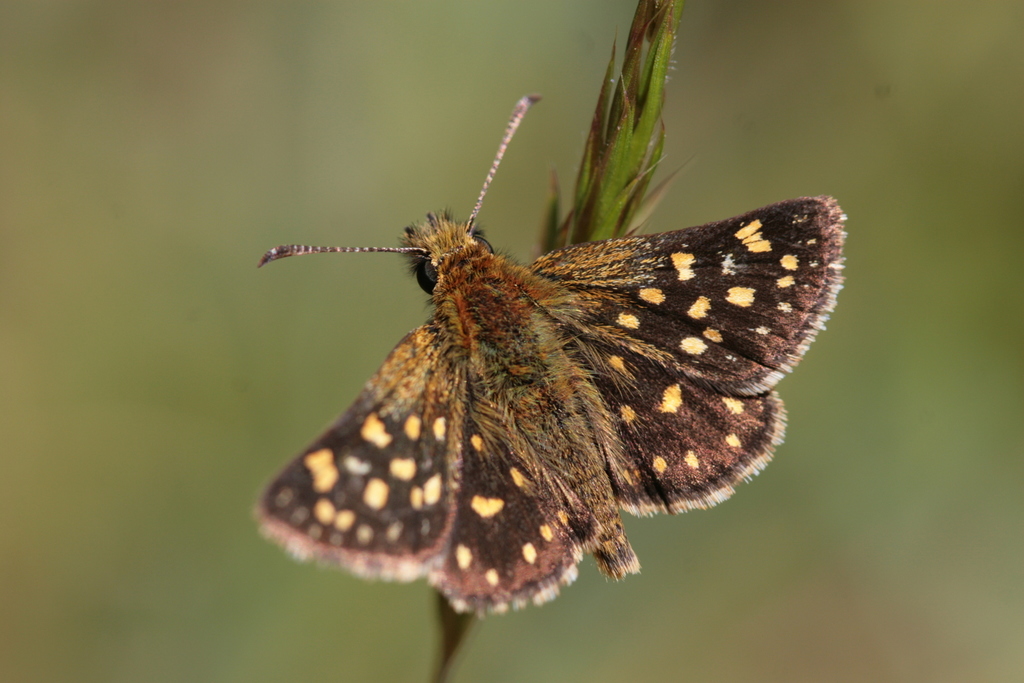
[256,98,845,615]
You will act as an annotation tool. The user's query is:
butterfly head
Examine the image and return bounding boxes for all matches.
[402,212,494,294]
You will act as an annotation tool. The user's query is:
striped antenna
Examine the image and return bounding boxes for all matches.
[258,244,425,268]
[467,94,541,234]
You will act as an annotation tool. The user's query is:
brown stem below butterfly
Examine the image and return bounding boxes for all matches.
[432,590,477,683]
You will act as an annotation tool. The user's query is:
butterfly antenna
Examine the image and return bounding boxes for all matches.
[258,244,425,267]
[467,94,541,235]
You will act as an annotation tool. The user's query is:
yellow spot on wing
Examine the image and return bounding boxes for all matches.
[777,275,795,288]
[703,328,723,343]
[539,524,554,541]
[389,458,416,481]
[652,456,667,474]
[423,474,442,506]
[639,288,665,304]
[363,478,389,510]
[734,220,762,240]
[361,413,392,448]
[687,296,711,319]
[557,511,569,525]
[386,521,403,542]
[620,405,637,422]
[356,525,373,544]
[672,252,696,280]
[522,543,537,564]
[778,301,793,312]
[404,414,422,440]
[608,355,627,372]
[680,337,707,355]
[660,384,683,413]
[510,468,526,488]
[314,498,336,525]
[736,220,772,252]
[303,448,338,493]
[725,434,742,448]
[456,544,473,569]
[617,312,640,329]
[470,495,505,518]
[485,569,500,586]
[410,486,424,510]
[470,434,484,451]
[432,417,446,441]
[685,451,700,469]
[726,287,755,307]
[722,397,744,414]
[781,254,799,270]
[334,509,355,531]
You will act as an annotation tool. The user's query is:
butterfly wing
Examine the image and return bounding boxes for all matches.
[569,342,788,514]
[257,324,461,581]
[258,324,595,612]
[534,196,845,393]
[426,409,589,614]
[532,196,845,513]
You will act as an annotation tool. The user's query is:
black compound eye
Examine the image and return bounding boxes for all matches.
[415,259,438,294]
[474,235,494,253]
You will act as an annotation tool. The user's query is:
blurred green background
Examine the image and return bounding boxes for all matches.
[2,1,1022,681]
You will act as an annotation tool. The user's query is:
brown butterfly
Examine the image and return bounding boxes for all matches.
[257,97,845,614]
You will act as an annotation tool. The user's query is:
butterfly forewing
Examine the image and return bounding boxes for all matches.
[258,325,460,581]
[533,196,845,394]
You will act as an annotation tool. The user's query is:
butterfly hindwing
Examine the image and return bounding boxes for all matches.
[257,325,459,581]
[428,418,585,613]
[572,340,786,513]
